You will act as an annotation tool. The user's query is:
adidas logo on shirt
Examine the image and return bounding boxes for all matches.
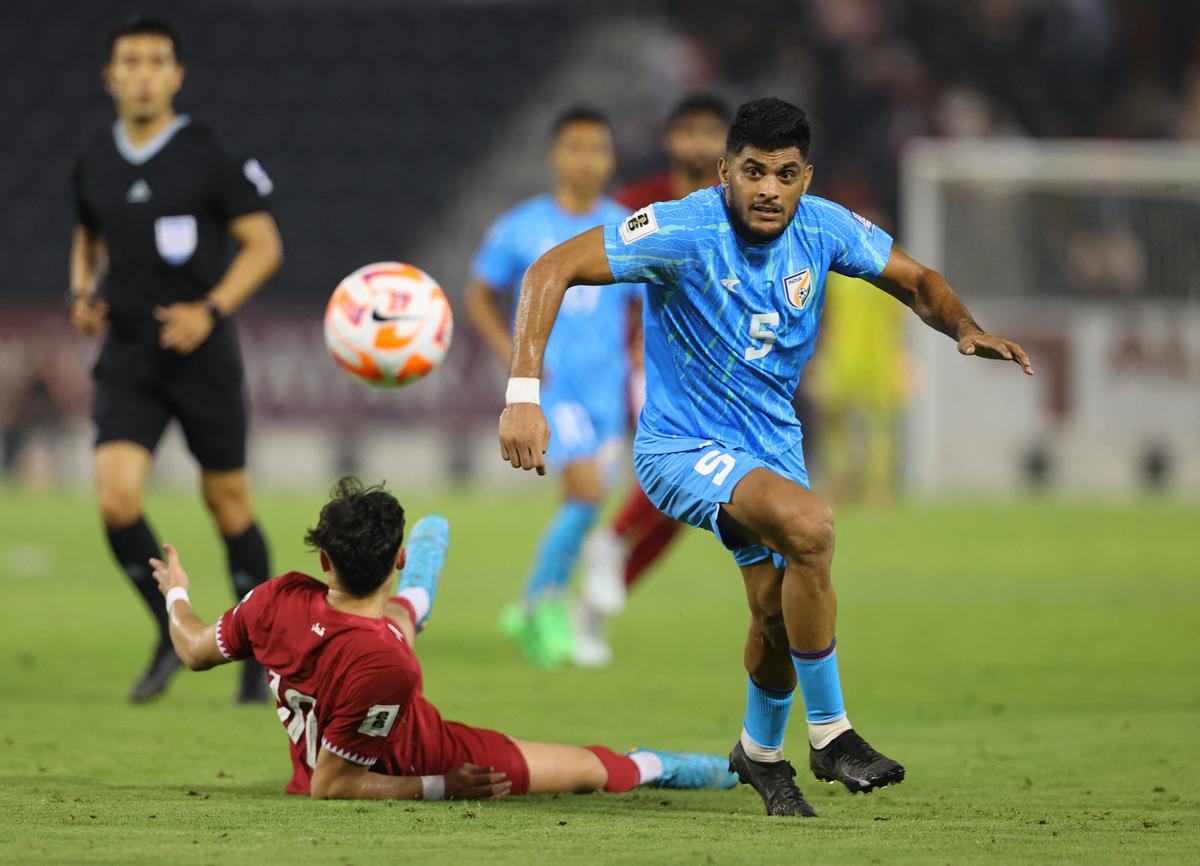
[126,179,152,203]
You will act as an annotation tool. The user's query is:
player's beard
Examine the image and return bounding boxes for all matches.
[729,196,789,244]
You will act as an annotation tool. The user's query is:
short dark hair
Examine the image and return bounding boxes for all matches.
[668,93,732,128]
[304,477,406,597]
[108,15,182,62]
[726,97,811,158]
[551,105,611,139]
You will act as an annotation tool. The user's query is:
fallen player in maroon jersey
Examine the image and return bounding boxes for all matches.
[149,477,737,801]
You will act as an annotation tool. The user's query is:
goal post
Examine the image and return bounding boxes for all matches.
[898,138,1200,495]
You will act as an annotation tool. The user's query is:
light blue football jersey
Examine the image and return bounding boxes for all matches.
[603,186,894,458]
[472,194,641,410]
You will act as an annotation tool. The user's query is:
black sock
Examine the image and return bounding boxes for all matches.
[224,522,270,600]
[105,517,168,640]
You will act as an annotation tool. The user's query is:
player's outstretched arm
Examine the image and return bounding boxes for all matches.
[499,226,616,474]
[870,246,1034,375]
[309,748,511,801]
[149,543,230,671]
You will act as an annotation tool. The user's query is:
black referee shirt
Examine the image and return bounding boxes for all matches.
[72,116,272,344]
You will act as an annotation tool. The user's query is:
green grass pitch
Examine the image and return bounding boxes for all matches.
[1,485,1197,865]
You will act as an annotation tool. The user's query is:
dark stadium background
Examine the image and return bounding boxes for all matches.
[3,0,1199,489]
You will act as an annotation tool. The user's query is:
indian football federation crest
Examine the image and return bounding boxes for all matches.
[784,269,813,310]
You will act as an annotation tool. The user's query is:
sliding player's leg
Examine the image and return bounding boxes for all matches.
[388,514,451,644]
[394,514,450,633]
[511,738,736,795]
[720,462,904,795]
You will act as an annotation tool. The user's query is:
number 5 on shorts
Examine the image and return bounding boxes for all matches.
[694,449,736,485]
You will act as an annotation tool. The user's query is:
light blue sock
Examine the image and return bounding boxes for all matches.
[743,675,795,750]
[790,639,847,723]
[522,499,599,603]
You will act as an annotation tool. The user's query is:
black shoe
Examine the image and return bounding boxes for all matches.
[729,741,817,817]
[234,659,271,704]
[129,640,183,703]
[810,729,905,793]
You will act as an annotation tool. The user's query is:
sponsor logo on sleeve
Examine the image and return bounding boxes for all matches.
[358,704,400,737]
[619,205,659,244]
[154,215,198,266]
[243,158,274,196]
[850,212,876,235]
[784,269,813,310]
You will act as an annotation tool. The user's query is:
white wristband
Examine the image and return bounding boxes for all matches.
[420,774,446,801]
[505,377,540,406]
[165,586,190,612]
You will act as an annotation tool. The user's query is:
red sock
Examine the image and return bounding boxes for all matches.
[624,513,683,589]
[611,488,662,540]
[585,745,640,792]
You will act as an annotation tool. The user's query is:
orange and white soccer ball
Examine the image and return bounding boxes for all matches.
[323,262,453,387]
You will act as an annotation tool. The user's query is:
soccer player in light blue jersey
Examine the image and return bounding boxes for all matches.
[498,98,1034,817]
[466,107,642,669]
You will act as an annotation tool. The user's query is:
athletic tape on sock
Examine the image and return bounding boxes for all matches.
[397,587,431,624]
[808,715,852,750]
[627,750,664,786]
[740,727,785,763]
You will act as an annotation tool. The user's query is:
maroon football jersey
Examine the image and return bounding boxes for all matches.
[217,572,473,794]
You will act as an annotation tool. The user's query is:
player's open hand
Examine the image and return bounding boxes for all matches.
[149,543,191,596]
[445,763,511,800]
[499,403,551,476]
[155,302,214,355]
[70,294,108,337]
[957,332,1034,375]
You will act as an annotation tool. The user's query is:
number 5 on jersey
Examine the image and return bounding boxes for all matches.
[694,448,736,485]
[745,312,780,361]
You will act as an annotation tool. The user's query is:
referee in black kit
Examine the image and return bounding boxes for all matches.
[69,16,283,703]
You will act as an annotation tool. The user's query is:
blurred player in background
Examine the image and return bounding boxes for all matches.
[578,93,731,664]
[499,98,1033,816]
[811,271,911,507]
[149,478,737,800]
[69,16,283,703]
[465,108,642,668]
[613,93,731,210]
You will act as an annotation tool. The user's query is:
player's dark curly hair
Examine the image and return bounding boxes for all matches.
[726,97,811,158]
[304,477,406,598]
[108,15,183,62]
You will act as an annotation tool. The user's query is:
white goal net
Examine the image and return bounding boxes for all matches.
[899,139,1200,495]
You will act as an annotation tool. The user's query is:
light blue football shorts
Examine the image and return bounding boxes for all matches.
[634,439,809,567]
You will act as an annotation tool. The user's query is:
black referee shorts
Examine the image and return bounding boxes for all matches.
[92,335,248,472]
